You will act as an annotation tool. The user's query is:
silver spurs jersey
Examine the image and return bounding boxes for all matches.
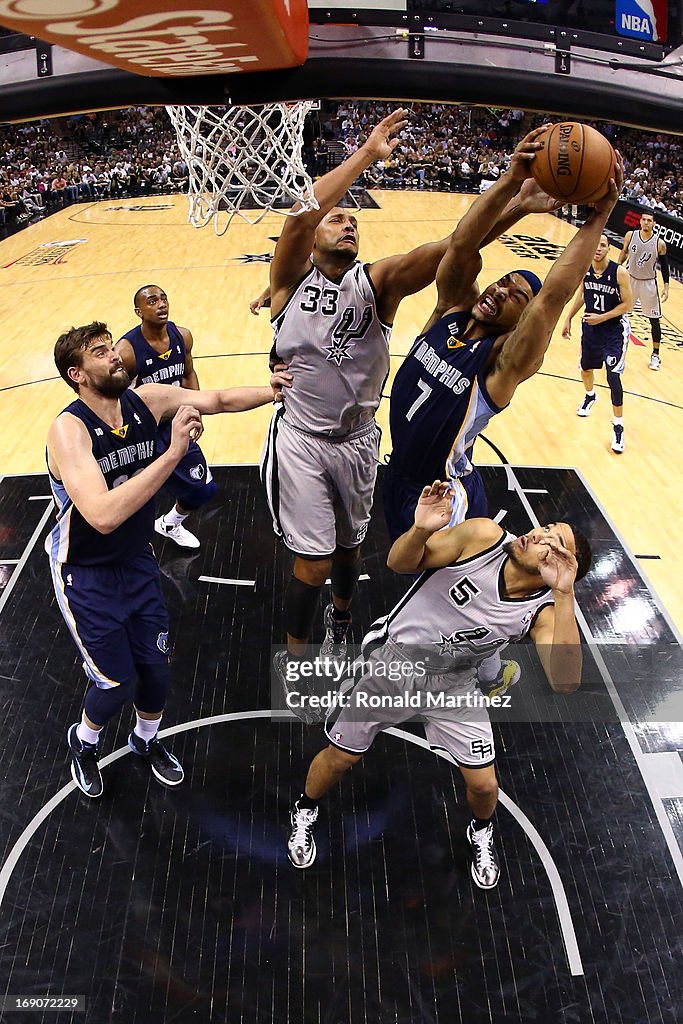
[365,530,552,677]
[626,230,660,281]
[271,261,391,437]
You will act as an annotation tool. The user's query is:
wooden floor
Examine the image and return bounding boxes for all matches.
[0,189,681,630]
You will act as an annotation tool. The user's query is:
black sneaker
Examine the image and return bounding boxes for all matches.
[287,800,319,868]
[577,392,597,417]
[466,822,501,889]
[128,731,184,786]
[67,723,103,799]
[320,603,352,659]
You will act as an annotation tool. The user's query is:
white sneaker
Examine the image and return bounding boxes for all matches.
[288,800,319,868]
[577,392,597,416]
[467,822,500,889]
[649,353,661,371]
[611,424,625,453]
[154,515,200,549]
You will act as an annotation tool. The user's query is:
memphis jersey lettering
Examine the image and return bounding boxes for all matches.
[47,390,158,566]
[270,261,391,437]
[364,531,551,677]
[389,310,503,483]
[123,320,186,446]
[583,260,625,322]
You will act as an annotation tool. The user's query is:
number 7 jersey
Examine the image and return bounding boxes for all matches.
[389,311,505,483]
[270,261,391,438]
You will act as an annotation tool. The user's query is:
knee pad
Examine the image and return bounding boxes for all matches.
[84,677,135,727]
[331,547,361,601]
[135,662,171,714]
[174,477,217,511]
[607,370,623,407]
[650,318,661,345]
[285,576,322,641]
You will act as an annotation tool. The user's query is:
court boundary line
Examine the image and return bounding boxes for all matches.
[0,710,584,978]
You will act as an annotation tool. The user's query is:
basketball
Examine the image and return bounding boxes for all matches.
[531,122,616,203]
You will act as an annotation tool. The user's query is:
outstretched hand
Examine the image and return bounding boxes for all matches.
[538,536,578,594]
[363,108,410,162]
[508,124,553,183]
[414,480,454,534]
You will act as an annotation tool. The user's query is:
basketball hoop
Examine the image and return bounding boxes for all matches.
[167,102,319,235]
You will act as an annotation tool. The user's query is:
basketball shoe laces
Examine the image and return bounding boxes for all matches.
[471,823,496,871]
[291,805,318,851]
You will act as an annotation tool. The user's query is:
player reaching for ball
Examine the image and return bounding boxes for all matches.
[385,130,623,539]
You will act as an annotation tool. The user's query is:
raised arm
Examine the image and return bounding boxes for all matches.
[370,129,553,326]
[269,109,408,311]
[486,156,623,407]
[386,480,502,573]
[529,536,582,693]
[47,405,201,535]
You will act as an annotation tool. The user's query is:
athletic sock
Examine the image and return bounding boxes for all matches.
[134,714,161,742]
[585,389,596,398]
[331,604,351,621]
[163,505,189,527]
[471,816,493,831]
[613,416,624,426]
[77,718,102,746]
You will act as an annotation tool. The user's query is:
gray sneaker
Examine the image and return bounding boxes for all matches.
[320,603,351,659]
[288,800,319,868]
[467,822,500,889]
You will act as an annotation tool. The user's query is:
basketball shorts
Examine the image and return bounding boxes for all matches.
[382,462,488,543]
[156,424,216,509]
[49,547,170,689]
[630,277,661,319]
[324,638,495,769]
[261,410,380,558]
[580,318,630,373]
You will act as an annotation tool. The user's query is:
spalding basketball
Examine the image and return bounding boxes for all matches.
[532,122,615,204]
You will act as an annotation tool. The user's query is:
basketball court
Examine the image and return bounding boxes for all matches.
[0,2,682,1022]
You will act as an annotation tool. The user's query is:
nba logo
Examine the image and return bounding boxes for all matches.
[616,0,667,41]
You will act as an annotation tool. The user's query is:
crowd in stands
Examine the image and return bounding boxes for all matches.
[2,100,683,234]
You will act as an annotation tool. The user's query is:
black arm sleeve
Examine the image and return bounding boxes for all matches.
[659,254,670,284]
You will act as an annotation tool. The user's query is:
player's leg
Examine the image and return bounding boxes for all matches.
[321,543,360,658]
[154,440,217,549]
[606,324,628,453]
[649,316,662,368]
[425,712,500,888]
[126,550,184,785]
[642,279,662,369]
[326,422,381,655]
[48,559,138,798]
[577,328,599,415]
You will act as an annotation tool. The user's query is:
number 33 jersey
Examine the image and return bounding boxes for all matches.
[270,261,391,438]
[389,310,504,484]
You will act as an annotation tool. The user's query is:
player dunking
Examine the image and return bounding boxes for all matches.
[116,285,216,549]
[385,150,623,543]
[562,234,632,453]
[47,322,288,798]
[261,111,566,679]
[286,481,591,889]
[618,210,669,371]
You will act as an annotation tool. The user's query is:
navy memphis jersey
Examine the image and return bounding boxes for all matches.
[582,260,626,334]
[123,321,186,444]
[389,310,504,483]
[47,389,158,566]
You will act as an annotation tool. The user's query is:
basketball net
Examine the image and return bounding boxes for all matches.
[167,102,319,235]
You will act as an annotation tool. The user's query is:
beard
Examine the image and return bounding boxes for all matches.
[94,368,131,398]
